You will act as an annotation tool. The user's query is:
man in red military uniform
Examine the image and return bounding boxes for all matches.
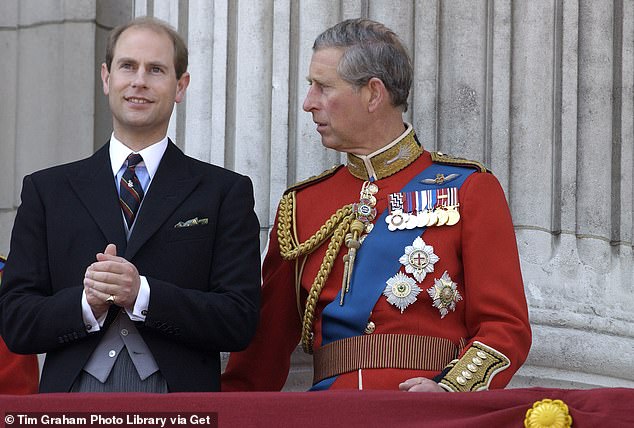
[0,255,39,394]
[222,18,531,392]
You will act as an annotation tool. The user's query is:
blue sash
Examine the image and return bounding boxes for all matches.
[311,163,475,390]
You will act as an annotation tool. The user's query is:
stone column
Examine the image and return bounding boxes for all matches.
[0,0,98,252]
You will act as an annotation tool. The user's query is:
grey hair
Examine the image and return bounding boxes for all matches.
[313,18,413,111]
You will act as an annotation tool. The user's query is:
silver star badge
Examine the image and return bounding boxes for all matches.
[383,272,421,313]
[427,271,462,318]
[399,237,439,282]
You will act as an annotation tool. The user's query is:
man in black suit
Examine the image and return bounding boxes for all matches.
[0,17,261,393]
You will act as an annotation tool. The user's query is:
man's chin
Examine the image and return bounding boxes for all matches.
[321,140,338,151]
[319,135,338,150]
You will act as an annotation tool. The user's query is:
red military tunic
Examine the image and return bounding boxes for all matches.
[0,337,39,394]
[223,128,531,391]
[0,256,39,394]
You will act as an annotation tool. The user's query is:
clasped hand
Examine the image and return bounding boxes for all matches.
[83,243,141,318]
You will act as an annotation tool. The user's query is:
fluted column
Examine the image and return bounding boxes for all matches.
[0,0,97,252]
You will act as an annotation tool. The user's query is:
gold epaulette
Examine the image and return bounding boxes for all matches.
[431,152,489,173]
[283,165,343,195]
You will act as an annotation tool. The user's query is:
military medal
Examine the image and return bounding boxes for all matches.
[399,236,439,282]
[383,272,421,313]
[386,190,430,230]
[386,187,460,230]
[426,190,438,226]
[416,210,430,228]
[416,191,429,227]
[426,209,438,227]
[436,208,449,226]
[427,271,462,318]
[445,187,461,226]
[446,209,460,226]
[406,191,423,229]
[433,188,449,226]
[434,187,461,227]
[386,210,406,231]
[399,192,415,230]
[386,193,405,231]
[396,214,409,230]
[405,212,418,229]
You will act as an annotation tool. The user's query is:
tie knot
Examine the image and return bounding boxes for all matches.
[127,153,143,168]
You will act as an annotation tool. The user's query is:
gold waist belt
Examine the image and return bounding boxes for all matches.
[313,334,464,384]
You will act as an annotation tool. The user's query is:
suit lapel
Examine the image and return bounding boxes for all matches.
[124,142,202,260]
[68,143,128,254]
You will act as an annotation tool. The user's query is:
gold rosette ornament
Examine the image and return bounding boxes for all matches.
[524,399,573,428]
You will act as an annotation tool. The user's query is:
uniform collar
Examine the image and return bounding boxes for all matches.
[346,123,423,181]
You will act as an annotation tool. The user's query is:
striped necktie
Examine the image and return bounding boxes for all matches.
[119,153,145,228]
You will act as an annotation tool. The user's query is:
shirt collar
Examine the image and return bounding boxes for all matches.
[109,133,169,178]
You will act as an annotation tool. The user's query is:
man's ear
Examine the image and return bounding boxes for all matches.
[101,63,110,96]
[175,72,190,104]
[367,77,388,113]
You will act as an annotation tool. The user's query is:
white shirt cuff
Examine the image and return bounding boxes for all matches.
[81,291,107,332]
[126,275,150,321]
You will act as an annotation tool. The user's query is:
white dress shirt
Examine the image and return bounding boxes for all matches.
[81,134,168,332]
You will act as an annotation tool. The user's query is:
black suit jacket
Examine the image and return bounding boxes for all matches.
[0,142,261,392]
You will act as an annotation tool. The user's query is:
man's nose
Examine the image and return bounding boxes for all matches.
[131,68,148,87]
[302,85,316,112]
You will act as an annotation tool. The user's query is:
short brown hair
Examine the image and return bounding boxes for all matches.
[105,16,188,79]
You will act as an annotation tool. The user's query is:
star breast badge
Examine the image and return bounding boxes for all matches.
[427,271,462,318]
[399,237,439,282]
[383,272,422,313]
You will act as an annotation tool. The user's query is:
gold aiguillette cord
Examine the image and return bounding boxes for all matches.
[339,182,378,305]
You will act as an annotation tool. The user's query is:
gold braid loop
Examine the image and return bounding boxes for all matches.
[300,213,354,354]
[278,191,353,260]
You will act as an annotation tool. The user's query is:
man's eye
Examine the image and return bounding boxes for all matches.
[151,67,163,73]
